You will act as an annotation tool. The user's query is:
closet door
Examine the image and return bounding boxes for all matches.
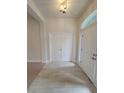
[62,34,73,61]
[49,32,73,62]
[49,33,63,61]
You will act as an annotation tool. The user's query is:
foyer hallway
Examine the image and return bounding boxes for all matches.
[28,62,96,93]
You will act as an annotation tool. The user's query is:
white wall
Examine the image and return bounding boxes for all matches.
[45,18,78,62]
[27,14,42,62]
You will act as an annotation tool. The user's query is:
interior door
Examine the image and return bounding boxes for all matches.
[80,30,91,78]
[50,34,63,61]
[49,32,73,62]
[88,23,97,87]
[92,26,97,87]
[80,23,97,87]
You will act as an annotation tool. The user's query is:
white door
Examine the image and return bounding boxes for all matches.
[92,28,97,87]
[49,32,73,62]
[88,23,97,87]
[80,23,97,87]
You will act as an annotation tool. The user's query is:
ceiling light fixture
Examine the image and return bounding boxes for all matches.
[59,0,67,14]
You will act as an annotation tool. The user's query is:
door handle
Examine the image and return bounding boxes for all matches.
[91,57,97,60]
[93,53,97,57]
[91,53,97,60]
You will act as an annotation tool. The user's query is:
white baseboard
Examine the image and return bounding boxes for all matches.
[71,60,79,63]
[27,59,50,63]
[27,60,42,62]
[42,60,49,63]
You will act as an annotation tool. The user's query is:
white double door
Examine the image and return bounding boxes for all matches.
[49,32,73,62]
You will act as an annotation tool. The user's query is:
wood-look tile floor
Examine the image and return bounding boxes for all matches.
[27,62,96,93]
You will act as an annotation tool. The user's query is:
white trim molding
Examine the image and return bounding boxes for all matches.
[27,60,42,62]
[27,0,45,22]
[42,60,49,63]
[27,60,50,63]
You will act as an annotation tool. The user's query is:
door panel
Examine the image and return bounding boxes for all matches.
[49,32,73,62]
[50,34,63,61]
[62,35,73,61]
[80,23,97,87]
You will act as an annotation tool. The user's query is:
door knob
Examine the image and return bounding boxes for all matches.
[93,53,97,57]
[91,57,97,60]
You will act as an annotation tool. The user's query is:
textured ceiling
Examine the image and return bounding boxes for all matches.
[33,0,93,18]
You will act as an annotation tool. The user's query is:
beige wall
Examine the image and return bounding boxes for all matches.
[27,14,41,62]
